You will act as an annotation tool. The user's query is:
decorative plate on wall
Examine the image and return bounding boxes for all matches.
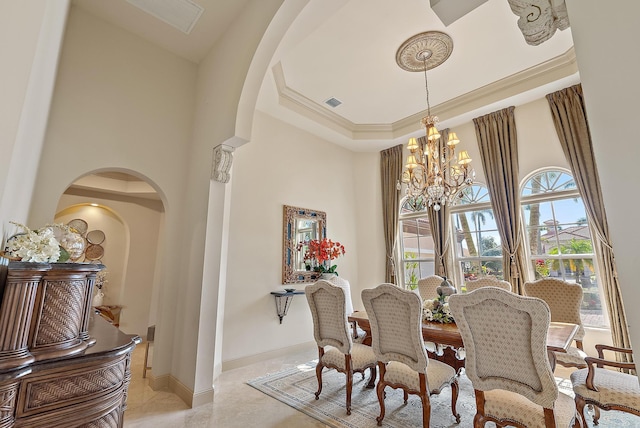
[85,244,104,261]
[86,230,105,245]
[67,219,88,236]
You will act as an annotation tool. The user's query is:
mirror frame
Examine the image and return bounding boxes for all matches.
[282,205,326,284]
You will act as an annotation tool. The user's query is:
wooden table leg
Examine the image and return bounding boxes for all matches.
[428,346,465,375]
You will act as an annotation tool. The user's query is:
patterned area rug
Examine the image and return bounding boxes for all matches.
[248,361,637,428]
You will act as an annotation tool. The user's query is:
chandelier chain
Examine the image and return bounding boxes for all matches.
[423,57,431,117]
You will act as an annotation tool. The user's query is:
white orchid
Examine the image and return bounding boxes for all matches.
[4,222,62,263]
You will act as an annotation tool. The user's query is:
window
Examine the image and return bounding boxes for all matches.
[397,198,435,289]
[521,169,606,327]
[450,185,503,288]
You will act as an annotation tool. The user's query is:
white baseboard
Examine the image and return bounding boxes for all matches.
[221,340,316,371]
[147,373,213,408]
[148,372,169,390]
[146,341,316,407]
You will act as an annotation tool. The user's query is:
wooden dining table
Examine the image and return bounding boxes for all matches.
[348,311,579,372]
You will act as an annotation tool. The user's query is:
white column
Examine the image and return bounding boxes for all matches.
[192,144,235,405]
[0,0,70,228]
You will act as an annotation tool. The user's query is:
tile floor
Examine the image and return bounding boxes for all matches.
[123,343,327,427]
[123,342,581,428]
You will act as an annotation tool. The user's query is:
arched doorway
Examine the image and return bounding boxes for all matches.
[54,170,165,339]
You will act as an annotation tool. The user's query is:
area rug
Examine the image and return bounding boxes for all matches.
[248,361,637,427]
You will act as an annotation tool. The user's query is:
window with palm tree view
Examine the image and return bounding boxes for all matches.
[398,198,435,290]
[521,169,605,327]
[451,185,503,288]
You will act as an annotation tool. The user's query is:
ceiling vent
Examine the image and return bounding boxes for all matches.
[324,97,342,108]
[126,0,204,34]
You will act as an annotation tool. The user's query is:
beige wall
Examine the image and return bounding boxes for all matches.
[223,110,361,362]
[28,5,198,389]
[566,0,640,362]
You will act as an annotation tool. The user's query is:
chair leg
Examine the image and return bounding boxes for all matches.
[592,404,601,425]
[575,395,588,428]
[345,373,352,415]
[473,413,486,428]
[345,355,353,415]
[314,362,323,399]
[450,378,461,423]
[403,390,409,404]
[366,365,376,389]
[421,392,431,428]
[376,363,386,426]
[474,390,487,428]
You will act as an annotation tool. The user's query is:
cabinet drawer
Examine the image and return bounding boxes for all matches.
[18,357,126,418]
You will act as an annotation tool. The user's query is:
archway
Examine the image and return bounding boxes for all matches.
[54,170,165,340]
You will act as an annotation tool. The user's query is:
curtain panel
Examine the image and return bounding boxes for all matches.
[473,107,528,294]
[547,84,633,363]
[417,131,452,278]
[380,144,403,284]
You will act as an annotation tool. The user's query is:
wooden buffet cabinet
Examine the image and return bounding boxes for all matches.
[0,260,139,428]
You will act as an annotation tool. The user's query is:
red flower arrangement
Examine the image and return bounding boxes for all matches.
[296,238,346,275]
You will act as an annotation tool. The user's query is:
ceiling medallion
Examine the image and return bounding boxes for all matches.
[395,31,453,72]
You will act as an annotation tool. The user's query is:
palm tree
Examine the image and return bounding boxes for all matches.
[527,177,542,255]
[456,214,477,256]
[548,238,594,285]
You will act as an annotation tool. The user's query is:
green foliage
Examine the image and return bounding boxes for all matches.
[314,264,339,275]
[58,246,70,263]
[404,251,419,290]
[548,238,594,283]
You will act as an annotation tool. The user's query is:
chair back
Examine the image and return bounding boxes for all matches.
[449,287,559,409]
[361,283,428,373]
[523,278,585,341]
[417,275,443,301]
[325,275,354,315]
[305,280,352,354]
[465,277,512,292]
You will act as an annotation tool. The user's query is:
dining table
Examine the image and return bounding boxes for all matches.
[348,311,579,372]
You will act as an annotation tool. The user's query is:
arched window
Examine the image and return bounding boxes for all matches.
[397,198,435,289]
[450,184,503,287]
[520,169,606,327]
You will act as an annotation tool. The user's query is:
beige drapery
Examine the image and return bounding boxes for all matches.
[380,144,403,284]
[546,84,633,363]
[418,130,452,278]
[473,107,528,294]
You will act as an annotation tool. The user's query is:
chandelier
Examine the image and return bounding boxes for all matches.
[396,32,474,211]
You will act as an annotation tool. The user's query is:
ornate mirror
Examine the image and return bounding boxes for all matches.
[282,205,326,284]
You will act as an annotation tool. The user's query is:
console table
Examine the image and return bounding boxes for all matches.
[270,290,305,323]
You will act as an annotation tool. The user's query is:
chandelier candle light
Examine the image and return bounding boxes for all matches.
[396,31,474,211]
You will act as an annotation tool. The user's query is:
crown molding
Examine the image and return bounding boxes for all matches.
[273,47,577,140]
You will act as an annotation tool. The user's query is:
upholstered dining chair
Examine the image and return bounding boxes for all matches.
[571,343,639,427]
[524,278,587,369]
[305,280,377,415]
[417,275,443,301]
[465,276,512,292]
[449,287,582,428]
[361,283,460,427]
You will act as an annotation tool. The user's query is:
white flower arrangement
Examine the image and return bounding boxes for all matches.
[3,222,73,263]
[423,295,455,324]
[95,270,108,290]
